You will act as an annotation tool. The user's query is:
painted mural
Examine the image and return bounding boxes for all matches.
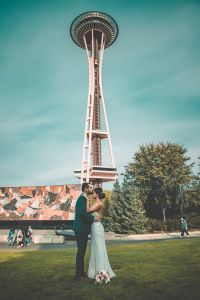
[0,184,80,221]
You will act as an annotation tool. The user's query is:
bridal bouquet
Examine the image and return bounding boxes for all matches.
[95,270,111,284]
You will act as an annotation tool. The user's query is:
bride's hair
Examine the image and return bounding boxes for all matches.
[94,187,105,200]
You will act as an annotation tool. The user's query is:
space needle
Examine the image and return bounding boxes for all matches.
[70,11,119,186]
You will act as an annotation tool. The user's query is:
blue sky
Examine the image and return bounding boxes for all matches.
[0,0,200,188]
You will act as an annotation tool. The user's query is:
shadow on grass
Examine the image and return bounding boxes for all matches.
[0,239,200,300]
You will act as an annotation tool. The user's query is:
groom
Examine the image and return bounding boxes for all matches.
[73,182,100,280]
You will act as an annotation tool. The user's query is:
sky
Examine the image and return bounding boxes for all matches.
[0,0,200,189]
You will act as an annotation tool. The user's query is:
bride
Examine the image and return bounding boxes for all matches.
[86,186,116,280]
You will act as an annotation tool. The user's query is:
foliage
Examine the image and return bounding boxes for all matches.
[126,142,194,227]
[119,174,147,233]
[103,178,147,233]
[184,176,200,214]
[104,190,112,202]
[102,180,124,232]
[101,190,113,224]
[102,144,198,233]
[185,212,200,229]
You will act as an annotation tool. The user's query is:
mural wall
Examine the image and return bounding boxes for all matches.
[0,184,80,221]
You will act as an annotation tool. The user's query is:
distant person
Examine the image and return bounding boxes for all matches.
[12,228,18,246]
[7,228,15,246]
[23,226,32,246]
[180,217,189,237]
[17,229,24,248]
[28,225,33,244]
[73,183,100,281]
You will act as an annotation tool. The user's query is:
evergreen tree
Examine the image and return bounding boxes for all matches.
[103,180,124,232]
[103,177,147,233]
[119,173,147,233]
[101,193,112,226]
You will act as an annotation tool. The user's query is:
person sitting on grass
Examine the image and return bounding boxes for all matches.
[17,229,24,248]
[24,226,33,246]
[7,228,15,246]
[11,228,18,246]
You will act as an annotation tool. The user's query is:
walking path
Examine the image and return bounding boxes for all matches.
[0,230,199,251]
[113,230,200,241]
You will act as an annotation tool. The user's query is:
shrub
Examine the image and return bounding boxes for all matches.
[146,218,164,232]
[187,212,200,229]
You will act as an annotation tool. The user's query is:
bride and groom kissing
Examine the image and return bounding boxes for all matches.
[73,183,116,282]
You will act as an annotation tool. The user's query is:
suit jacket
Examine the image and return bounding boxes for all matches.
[73,193,94,234]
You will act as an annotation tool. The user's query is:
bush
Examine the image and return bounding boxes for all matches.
[146,218,165,232]
[187,212,200,229]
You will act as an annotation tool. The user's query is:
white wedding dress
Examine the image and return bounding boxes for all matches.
[88,212,116,279]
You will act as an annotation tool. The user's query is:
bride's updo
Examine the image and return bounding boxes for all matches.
[94,187,105,200]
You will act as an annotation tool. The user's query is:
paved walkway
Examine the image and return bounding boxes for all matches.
[113,230,200,241]
[0,230,199,251]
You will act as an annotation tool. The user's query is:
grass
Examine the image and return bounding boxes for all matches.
[0,239,200,300]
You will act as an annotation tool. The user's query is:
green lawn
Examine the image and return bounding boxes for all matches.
[0,239,200,300]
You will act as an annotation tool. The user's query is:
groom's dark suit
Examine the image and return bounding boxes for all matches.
[73,192,94,278]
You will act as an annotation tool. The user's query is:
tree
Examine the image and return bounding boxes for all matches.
[103,177,147,233]
[120,173,147,233]
[101,190,112,224]
[126,142,194,230]
[184,177,200,214]
[103,180,124,232]
[184,157,200,214]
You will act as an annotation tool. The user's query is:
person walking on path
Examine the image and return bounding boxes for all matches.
[180,217,189,237]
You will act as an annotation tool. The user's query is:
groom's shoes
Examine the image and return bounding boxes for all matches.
[82,272,88,278]
[74,273,89,281]
[75,276,84,281]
